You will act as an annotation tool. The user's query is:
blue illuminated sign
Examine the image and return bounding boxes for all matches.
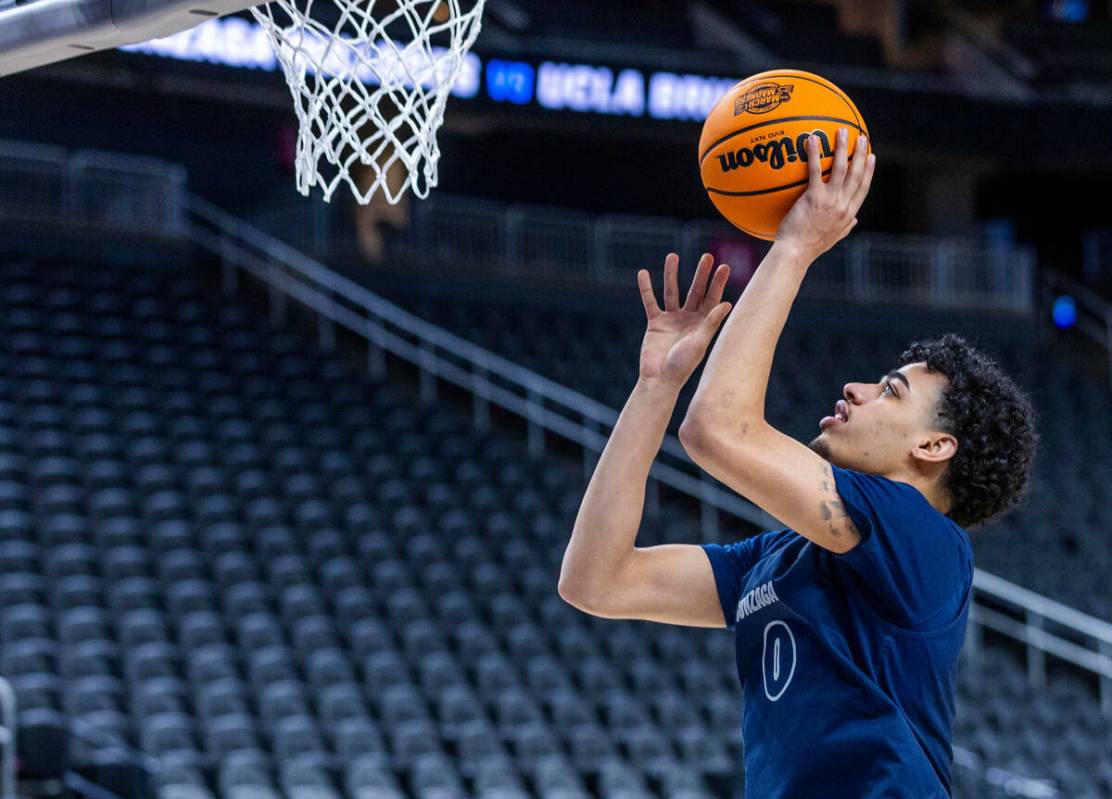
[120,17,741,123]
[536,63,644,116]
[486,59,534,104]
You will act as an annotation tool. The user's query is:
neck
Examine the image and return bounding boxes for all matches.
[891,469,951,517]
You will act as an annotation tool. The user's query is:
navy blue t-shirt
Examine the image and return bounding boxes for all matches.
[701,464,973,799]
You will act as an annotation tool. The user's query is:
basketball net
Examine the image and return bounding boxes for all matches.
[249,0,485,204]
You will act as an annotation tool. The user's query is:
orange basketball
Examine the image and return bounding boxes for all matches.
[698,69,872,241]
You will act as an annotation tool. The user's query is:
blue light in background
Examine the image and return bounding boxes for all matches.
[1052,295,1077,329]
[486,59,535,104]
[1044,0,1089,23]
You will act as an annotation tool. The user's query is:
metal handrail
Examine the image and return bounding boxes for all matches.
[0,137,186,236]
[0,677,15,799]
[250,191,1037,313]
[976,570,1112,645]
[189,192,1112,718]
[972,571,1112,715]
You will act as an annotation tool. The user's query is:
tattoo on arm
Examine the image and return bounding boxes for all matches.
[817,462,857,541]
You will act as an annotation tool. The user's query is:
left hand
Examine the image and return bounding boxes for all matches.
[774,126,876,261]
[637,253,732,391]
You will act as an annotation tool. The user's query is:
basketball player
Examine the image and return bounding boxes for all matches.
[559,129,1039,797]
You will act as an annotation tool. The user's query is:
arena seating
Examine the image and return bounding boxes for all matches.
[1003,16,1112,87]
[504,0,697,50]
[0,257,1109,797]
[489,0,890,69]
[714,0,889,69]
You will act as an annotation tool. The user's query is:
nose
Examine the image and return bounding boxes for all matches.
[844,380,883,404]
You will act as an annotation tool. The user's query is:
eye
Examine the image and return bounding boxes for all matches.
[882,382,894,396]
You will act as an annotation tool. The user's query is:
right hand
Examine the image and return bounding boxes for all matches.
[637,252,733,390]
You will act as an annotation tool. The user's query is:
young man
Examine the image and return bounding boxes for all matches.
[558,129,1039,798]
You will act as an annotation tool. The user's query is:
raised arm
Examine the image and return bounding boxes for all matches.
[557,253,734,627]
[679,127,876,553]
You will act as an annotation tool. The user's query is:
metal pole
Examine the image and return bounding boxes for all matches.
[0,676,16,799]
[964,604,982,669]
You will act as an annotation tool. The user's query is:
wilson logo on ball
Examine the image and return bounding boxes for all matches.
[733,82,794,115]
[717,130,834,173]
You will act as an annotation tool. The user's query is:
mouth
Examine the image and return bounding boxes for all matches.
[819,400,849,431]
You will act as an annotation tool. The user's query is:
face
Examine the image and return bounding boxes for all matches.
[807,361,953,475]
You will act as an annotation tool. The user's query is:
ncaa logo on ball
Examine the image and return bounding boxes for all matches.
[734,82,794,116]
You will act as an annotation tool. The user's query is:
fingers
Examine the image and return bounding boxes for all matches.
[847,132,869,190]
[644,254,732,321]
[700,263,731,311]
[663,252,680,311]
[683,253,713,311]
[637,268,661,321]
[700,301,733,338]
[850,145,876,210]
[830,127,849,186]
[806,134,823,189]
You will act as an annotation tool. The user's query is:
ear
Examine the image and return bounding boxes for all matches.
[913,432,957,465]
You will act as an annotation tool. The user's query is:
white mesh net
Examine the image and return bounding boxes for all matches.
[249,0,485,204]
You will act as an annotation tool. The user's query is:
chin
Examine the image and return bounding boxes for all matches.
[807,436,832,462]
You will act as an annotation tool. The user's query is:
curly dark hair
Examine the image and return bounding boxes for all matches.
[896,333,1039,529]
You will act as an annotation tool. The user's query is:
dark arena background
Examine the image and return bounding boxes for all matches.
[0,0,1110,797]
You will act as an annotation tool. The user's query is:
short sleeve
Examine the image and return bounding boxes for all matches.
[700,533,770,629]
[829,464,972,628]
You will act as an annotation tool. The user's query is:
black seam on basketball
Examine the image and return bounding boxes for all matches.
[699,116,864,165]
[704,163,848,196]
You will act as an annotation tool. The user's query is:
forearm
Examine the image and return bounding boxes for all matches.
[686,242,813,427]
[559,377,681,602]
